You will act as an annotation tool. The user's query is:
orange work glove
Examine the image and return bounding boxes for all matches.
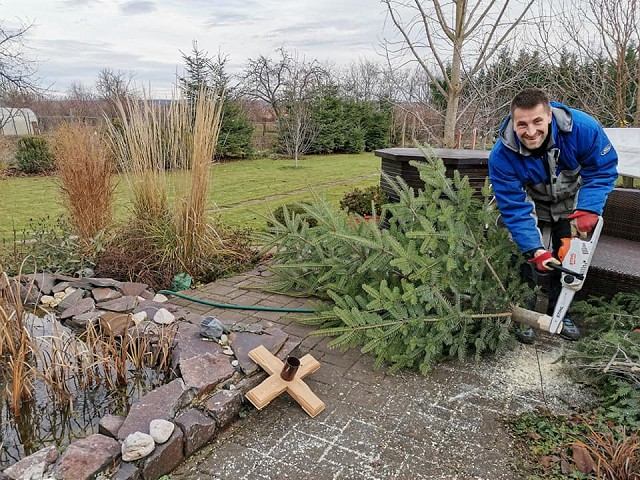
[528,249,561,272]
[568,210,598,238]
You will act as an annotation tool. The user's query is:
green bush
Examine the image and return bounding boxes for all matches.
[0,216,99,276]
[15,136,54,174]
[308,89,392,154]
[217,99,254,159]
[339,185,387,216]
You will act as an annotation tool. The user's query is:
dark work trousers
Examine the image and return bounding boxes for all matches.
[520,219,572,315]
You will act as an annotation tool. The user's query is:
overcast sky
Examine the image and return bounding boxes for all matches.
[1,0,389,97]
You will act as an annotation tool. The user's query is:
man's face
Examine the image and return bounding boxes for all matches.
[512,103,552,150]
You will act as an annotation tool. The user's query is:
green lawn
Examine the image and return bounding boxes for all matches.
[0,153,380,240]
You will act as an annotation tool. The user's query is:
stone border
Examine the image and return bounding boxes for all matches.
[3,272,302,480]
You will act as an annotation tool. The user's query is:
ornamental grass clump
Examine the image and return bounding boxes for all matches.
[52,123,116,241]
[261,146,531,373]
[104,87,256,288]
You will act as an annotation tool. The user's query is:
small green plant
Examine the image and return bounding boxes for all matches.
[339,185,387,216]
[15,136,54,174]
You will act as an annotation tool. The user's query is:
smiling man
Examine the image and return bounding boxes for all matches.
[489,88,618,343]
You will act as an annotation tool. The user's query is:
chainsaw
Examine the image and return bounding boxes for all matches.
[546,216,604,334]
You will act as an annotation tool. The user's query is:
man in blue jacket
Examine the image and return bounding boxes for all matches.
[489,88,618,343]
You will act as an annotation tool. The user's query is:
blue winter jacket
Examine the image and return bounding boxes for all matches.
[488,102,618,254]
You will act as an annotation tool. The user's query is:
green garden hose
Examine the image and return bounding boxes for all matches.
[157,290,316,313]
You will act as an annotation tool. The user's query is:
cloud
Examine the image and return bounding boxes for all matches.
[60,0,102,6]
[120,0,156,15]
[32,38,175,95]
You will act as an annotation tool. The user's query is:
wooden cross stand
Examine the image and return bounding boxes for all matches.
[245,345,325,418]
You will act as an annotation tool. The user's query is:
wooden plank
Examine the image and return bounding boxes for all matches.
[245,375,288,409]
[248,345,283,375]
[287,380,326,418]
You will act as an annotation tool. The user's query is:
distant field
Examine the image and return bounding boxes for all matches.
[0,153,380,240]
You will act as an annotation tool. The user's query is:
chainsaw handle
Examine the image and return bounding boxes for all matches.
[547,262,584,280]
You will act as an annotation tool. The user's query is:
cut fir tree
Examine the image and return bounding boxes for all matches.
[259,146,540,373]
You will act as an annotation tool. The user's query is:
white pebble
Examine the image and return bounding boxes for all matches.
[121,432,155,462]
[149,419,174,444]
[131,311,147,325]
[153,308,175,325]
[152,293,168,303]
[40,295,55,305]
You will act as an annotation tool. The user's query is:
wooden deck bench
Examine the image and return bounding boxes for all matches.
[374,148,640,299]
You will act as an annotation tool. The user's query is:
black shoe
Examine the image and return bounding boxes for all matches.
[559,317,581,341]
[515,326,537,344]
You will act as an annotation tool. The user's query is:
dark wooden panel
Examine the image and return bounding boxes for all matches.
[378,148,489,201]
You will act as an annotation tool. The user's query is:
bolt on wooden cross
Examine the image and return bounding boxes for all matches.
[245,345,325,418]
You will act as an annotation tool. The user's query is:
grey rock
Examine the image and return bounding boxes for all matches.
[92,287,123,303]
[113,461,141,480]
[121,432,155,462]
[142,428,183,480]
[117,379,192,440]
[276,336,303,361]
[53,273,78,282]
[57,288,85,311]
[200,316,229,340]
[174,408,217,457]
[52,281,71,293]
[180,352,235,395]
[75,267,95,278]
[117,282,148,298]
[19,284,40,305]
[171,322,224,369]
[59,297,95,320]
[133,300,181,318]
[140,289,155,300]
[236,370,269,393]
[54,433,120,480]
[97,296,138,312]
[3,445,57,480]
[84,277,121,288]
[149,419,174,444]
[204,389,243,429]
[230,327,289,375]
[99,414,125,438]
[68,310,105,329]
[24,272,55,295]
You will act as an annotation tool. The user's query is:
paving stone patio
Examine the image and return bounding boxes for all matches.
[169,264,590,480]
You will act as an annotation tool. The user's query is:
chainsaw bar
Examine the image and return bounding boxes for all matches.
[548,216,604,334]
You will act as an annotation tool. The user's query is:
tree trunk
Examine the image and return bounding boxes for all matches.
[443,0,465,148]
[511,306,553,331]
[635,46,640,127]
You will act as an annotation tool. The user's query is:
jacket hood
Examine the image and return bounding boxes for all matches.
[499,101,573,155]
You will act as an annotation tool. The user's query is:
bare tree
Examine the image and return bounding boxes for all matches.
[0,21,38,95]
[279,99,318,167]
[243,48,328,121]
[96,68,135,104]
[65,82,99,119]
[383,0,534,147]
[538,0,639,127]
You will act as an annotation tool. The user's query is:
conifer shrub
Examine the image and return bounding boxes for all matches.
[339,185,387,216]
[270,203,318,228]
[261,146,531,373]
[15,136,54,174]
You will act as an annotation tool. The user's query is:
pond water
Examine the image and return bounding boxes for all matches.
[0,314,175,469]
